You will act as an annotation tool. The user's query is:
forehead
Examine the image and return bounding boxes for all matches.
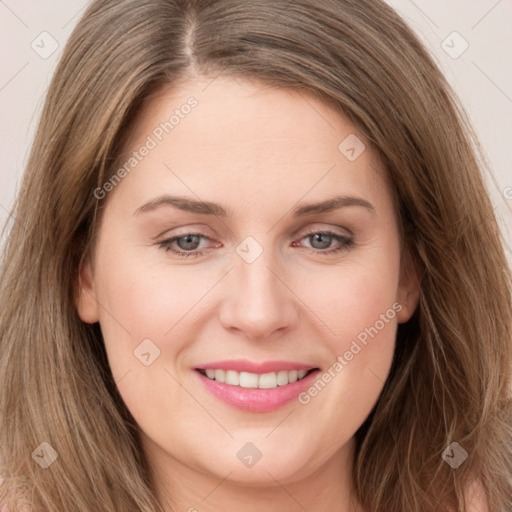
[110,76,389,216]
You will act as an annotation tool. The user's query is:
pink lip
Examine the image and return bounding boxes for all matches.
[195,359,314,374]
[194,367,321,413]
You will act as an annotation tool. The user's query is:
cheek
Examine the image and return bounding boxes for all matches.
[313,266,398,380]
[92,255,213,426]
[292,245,401,426]
[92,245,211,384]
[300,242,401,348]
[96,239,210,332]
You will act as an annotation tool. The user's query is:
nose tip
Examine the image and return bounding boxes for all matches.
[218,258,299,341]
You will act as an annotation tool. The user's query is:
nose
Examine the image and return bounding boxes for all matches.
[218,250,299,341]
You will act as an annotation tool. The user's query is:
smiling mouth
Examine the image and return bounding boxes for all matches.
[195,368,318,389]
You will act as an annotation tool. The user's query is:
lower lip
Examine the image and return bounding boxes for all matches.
[194,369,320,412]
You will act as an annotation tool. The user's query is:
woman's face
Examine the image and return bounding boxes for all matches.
[78,76,418,496]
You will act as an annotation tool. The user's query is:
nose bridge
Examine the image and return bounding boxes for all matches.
[219,239,298,339]
[238,252,280,305]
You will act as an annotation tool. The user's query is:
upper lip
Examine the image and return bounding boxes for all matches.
[195,359,318,374]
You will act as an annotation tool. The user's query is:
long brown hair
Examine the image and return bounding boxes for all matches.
[1,1,511,510]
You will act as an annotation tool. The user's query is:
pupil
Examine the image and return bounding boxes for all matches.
[178,234,200,250]
[311,233,331,249]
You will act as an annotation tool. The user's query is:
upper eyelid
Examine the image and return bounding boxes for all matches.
[159,222,352,240]
[161,227,351,241]
[301,226,353,238]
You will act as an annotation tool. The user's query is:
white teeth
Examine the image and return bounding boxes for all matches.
[297,369,308,379]
[239,371,259,388]
[258,372,277,389]
[276,370,289,386]
[225,370,239,386]
[202,368,312,388]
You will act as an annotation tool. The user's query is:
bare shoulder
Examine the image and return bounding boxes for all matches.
[464,477,489,512]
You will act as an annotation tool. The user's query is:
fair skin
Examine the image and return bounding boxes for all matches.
[77,75,420,512]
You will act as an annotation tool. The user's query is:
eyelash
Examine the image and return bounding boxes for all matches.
[157,230,354,259]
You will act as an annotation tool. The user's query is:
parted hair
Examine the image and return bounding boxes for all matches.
[1,0,511,510]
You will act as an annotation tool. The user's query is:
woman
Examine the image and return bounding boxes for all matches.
[0,0,510,510]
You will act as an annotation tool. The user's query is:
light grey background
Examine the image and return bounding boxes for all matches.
[1,0,511,259]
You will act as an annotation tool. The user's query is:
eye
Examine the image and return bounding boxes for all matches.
[294,230,354,254]
[157,233,218,259]
[157,229,354,259]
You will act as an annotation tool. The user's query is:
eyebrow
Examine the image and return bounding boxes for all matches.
[133,194,375,217]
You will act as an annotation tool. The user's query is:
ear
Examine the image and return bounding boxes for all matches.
[76,256,100,324]
[395,249,420,324]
